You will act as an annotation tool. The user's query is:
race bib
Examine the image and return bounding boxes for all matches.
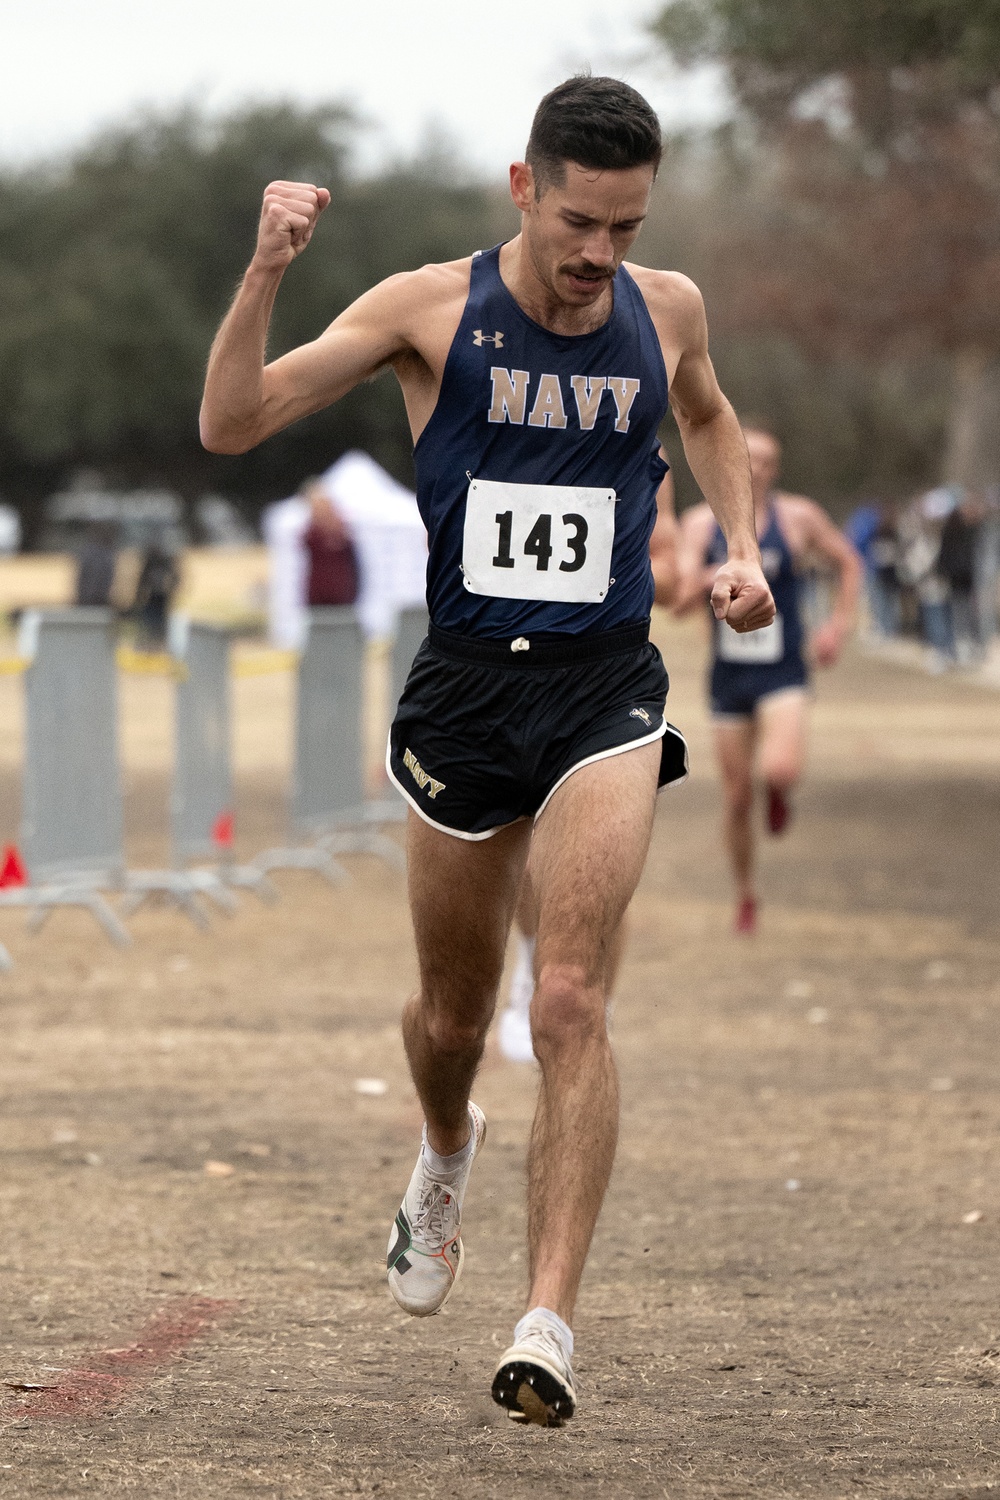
[717,613,784,664]
[461,477,615,604]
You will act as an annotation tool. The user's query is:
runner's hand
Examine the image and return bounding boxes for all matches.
[252,181,331,272]
[710,560,775,632]
[811,618,847,668]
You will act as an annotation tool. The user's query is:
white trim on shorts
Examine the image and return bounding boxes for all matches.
[534,719,684,823]
[385,736,513,841]
[385,719,687,842]
[710,683,810,726]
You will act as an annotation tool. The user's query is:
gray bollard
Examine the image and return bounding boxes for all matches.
[254,608,403,878]
[371,604,430,828]
[122,621,274,926]
[1,609,132,947]
[390,604,429,719]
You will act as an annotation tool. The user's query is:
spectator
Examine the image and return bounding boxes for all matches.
[303,482,359,607]
[938,490,987,664]
[133,544,180,649]
[848,501,902,638]
[75,521,118,607]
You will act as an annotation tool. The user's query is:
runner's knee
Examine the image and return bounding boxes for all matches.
[723,775,753,818]
[531,965,605,1055]
[759,751,800,790]
[419,992,494,1055]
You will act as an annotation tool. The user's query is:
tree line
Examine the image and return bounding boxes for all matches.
[1,0,997,539]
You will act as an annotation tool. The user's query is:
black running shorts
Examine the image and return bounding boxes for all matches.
[387,621,689,840]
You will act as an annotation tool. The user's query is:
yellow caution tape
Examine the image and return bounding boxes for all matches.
[232,649,300,677]
[116,647,188,680]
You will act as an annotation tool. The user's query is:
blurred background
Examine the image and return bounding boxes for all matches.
[0,0,998,664]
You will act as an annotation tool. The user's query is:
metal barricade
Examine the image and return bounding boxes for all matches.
[390,604,429,718]
[123,621,273,927]
[255,608,403,877]
[2,610,131,946]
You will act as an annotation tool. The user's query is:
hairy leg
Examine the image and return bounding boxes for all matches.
[756,689,809,793]
[522,740,661,1324]
[516,862,629,994]
[403,812,531,1155]
[713,719,757,902]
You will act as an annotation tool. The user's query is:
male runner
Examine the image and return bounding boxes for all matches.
[676,425,860,934]
[200,75,774,1426]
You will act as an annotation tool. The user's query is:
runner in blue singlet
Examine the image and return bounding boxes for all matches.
[677,426,861,935]
[200,77,775,1426]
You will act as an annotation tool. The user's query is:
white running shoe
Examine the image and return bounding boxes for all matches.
[498,935,536,1063]
[386,1103,486,1317]
[491,1315,577,1426]
[498,1005,535,1063]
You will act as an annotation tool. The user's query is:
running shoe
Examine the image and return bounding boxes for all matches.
[492,1315,577,1426]
[498,940,536,1063]
[386,1103,486,1317]
[734,896,757,936]
[498,1006,535,1063]
[766,784,791,836]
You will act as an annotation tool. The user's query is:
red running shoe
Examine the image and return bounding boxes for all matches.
[735,897,757,935]
[766,784,791,836]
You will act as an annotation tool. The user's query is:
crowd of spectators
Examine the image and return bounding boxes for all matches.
[847,487,1000,671]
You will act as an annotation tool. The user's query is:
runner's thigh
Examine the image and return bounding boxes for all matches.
[528,741,661,980]
[407,811,532,1006]
[756,689,808,780]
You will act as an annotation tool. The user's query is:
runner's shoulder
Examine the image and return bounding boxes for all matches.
[362,257,473,322]
[678,499,716,535]
[623,265,705,326]
[773,492,831,550]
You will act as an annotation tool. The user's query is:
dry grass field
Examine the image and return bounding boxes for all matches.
[0,605,997,1498]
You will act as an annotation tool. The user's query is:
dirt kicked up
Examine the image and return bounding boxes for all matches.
[0,614,998,1499]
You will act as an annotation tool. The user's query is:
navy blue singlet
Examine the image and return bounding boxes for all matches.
[413,244,669,639]
[706,502,808,713]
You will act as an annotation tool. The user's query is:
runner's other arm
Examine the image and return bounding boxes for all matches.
[783,498,863,667]
[641,274,773,633]
[649,460,679,608]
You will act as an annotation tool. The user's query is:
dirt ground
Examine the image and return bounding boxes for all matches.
[0,612,998,1498]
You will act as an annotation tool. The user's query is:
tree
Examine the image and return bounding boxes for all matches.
[0,104,507,537]
[650,0,1000,489]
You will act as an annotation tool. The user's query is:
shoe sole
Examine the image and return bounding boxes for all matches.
[387,1109,486,1317]
[491,1352,576,1426]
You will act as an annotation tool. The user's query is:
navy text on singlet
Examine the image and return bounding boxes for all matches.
[413,244,669,638]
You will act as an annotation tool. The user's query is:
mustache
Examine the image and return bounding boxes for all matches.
[564,263,614,280]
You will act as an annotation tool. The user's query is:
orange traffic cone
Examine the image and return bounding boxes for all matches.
[211,812,235,849]
[0,844,27,888]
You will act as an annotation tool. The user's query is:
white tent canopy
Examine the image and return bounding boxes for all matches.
[263,450,427,648]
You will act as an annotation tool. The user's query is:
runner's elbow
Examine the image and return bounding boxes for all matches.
[199,408,259,455]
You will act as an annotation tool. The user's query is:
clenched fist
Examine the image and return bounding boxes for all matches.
[252,181,331,272]
[710,558,776,633]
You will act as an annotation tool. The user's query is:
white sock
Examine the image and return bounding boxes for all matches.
[515,1306,574,1358]
[507,934,535,1016]
[420,1118,474,1183]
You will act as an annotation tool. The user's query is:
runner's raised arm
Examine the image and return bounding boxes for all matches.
[200,180,423,454]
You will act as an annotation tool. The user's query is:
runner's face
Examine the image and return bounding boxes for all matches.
[744,431,781,497]
[511,161,655,306]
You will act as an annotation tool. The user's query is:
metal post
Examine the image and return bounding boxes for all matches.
[368,604,430,828]
[3,609,133,946]
[122,621,273,925]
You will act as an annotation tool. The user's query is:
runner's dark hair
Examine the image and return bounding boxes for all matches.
[526,76,662,194]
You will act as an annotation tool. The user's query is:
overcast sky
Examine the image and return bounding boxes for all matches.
[2,0,727,174]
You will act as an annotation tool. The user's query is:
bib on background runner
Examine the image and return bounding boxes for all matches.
[716,614,784,664]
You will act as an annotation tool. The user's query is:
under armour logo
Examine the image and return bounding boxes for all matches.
[473,329,504,348]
